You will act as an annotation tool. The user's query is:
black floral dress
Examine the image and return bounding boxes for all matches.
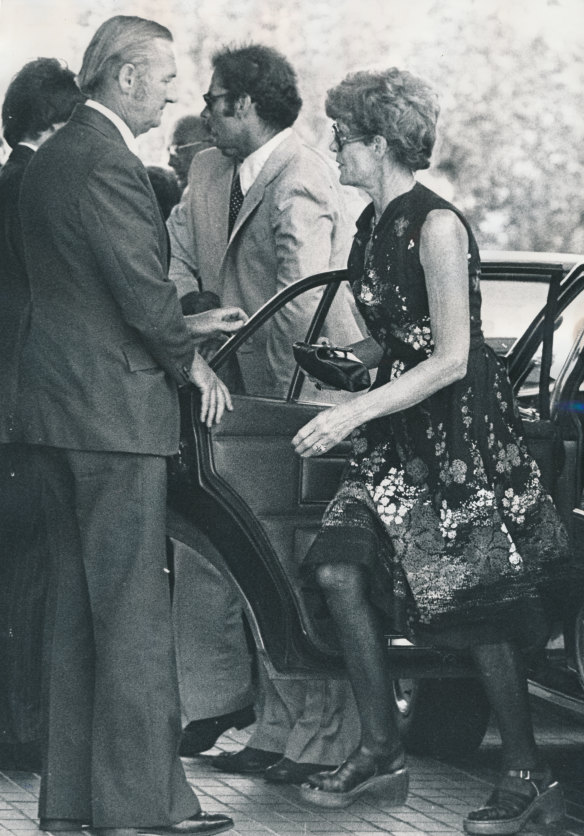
[302,182,575,649]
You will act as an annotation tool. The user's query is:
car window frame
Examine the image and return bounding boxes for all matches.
[209,259,584,413]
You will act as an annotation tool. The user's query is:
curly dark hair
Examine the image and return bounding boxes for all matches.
[211,44,302,131]
[2,58,84,148]
[325,68,439,171]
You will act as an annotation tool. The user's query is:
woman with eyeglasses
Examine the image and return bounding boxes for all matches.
[292,67,576,834]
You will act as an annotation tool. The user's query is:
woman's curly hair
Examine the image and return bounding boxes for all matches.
[325,68,439,171]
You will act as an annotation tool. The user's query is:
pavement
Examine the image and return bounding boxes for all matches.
[1,702,583,836]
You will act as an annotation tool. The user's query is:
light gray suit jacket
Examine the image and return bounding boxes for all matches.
[168,133,362,396]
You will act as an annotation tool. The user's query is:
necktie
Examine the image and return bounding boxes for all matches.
[228,171,244,238]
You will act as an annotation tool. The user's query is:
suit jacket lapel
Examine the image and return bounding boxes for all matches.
[228,133,299,243]
[207,157,236,245]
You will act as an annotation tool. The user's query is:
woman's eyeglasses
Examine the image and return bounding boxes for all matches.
[331,123,370,152]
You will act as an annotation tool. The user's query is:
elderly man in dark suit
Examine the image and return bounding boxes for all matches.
[0,57,84,773]
[18,16,243,836]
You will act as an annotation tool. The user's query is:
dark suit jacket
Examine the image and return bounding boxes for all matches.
[18,105,194,455]
[0,144,34,443]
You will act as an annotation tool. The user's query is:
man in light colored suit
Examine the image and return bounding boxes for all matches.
[167,44,361,785]
[18,16,242,836]
[168,45,360,397]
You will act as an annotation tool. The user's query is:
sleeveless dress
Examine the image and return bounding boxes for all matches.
[301,182,576,649]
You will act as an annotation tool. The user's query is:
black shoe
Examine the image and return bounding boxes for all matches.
[138,812,233,835]
[299,746,408,809]
[264,757,333,785]
[208,746,281,775]
[179,706,255,756]
[463,768,565,834]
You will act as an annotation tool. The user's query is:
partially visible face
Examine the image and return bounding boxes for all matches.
[330,120,377,191]
[168,125,212,189]
[201,72,243,158]
[130,39,178,136]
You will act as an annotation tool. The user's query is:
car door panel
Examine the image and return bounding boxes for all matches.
[207,393,347,656]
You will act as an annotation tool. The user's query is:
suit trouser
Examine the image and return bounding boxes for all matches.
[173,547,360,764]
[0,443,47,746]
[34,447,199,828]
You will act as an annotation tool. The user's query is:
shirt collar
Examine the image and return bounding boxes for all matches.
[239,127,291,195]
[85,100,140,156]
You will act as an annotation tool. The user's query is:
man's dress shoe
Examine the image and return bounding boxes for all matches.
[179,706,255,756]
[264,757,332,785]
[138,811,233,834]
[208,746,281,774]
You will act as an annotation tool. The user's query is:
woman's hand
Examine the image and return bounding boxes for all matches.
[292,403,357,458]
[187,351,233,427]
[184,307,248,339]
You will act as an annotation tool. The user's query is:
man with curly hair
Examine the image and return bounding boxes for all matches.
[168,43,362,786]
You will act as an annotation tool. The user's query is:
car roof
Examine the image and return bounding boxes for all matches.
[482,250,584,273]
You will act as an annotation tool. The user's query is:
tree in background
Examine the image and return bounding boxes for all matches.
[1,0,583,251]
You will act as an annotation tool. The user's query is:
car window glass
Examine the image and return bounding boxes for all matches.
[481,279,549,355]
[513,280,584,409]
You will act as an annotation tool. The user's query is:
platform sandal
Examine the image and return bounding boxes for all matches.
[299,746,408,809]
[463,767,565,835]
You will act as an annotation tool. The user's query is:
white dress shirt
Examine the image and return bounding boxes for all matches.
[85,100,139,156]
[239,127,292,195]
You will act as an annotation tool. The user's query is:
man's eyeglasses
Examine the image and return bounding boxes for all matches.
[203,91,229,108]
[331,122,370,152]
[169,140,211,155]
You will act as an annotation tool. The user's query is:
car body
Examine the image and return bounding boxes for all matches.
[167,251,584,757]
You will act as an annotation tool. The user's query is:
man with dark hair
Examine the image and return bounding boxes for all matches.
[168,115,212,192]
[168,43,359,394]
[18,15,237,836]
[209,44,302,131]
[0,56,84,772]
[167,43,362,785]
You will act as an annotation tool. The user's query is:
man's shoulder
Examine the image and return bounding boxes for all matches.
[34,109,134,169]
[0,148,32,199]
[24,116,143,199]
[270,132,337,182]
[190,146,232,179]
[265,133,341,206]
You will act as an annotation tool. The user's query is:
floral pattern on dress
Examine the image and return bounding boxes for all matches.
[303,182,573,635]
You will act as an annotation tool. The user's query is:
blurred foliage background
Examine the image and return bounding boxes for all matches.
[1,0,583,252]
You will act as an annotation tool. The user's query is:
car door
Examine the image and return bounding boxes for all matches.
[168,272,363,673]
[492,258,584,534]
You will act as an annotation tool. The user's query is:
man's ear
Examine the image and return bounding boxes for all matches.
[118,62,137,94]
[371,134,388,157]
[234,93,252,119]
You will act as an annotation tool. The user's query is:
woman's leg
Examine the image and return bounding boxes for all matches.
[314,561,400,756]
[469,641,538,770]
[298,562,408,808]
[464,641,563,834]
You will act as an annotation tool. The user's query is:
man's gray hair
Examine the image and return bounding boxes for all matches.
[77,15,172,97]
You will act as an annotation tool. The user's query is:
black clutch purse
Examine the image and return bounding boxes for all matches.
[292,341,371,392]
